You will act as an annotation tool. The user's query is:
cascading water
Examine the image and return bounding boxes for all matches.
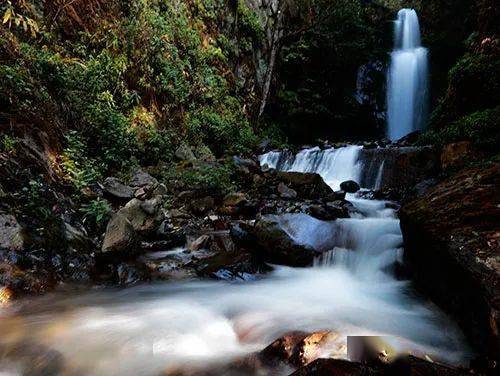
[386,9,429,141]
[0,147,469,375]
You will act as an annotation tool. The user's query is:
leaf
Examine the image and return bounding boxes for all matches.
[3,8,12,24]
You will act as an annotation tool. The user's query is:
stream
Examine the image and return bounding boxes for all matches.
[0,146,470,375]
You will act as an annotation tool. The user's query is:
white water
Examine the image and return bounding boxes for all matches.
[0,147,469,375]
[387,9,429,141]
[259,146,363,191]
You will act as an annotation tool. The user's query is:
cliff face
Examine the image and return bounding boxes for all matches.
[400,162,500,360]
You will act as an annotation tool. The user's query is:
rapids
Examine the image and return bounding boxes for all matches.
[0,146,470,375]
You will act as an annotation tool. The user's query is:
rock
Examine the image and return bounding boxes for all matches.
[233,156,259,173]
[119,198,162,233]
[260,331,309,365]
[400,163,500,361]
[102,213,137,254]
[223,192,248,207]
[385,355,469,376]
[140,196,162,215]
[289,331,339,367]
[63,221,92,251]
[187,234,211,251]
[291,358,378,375]
[307,203,348,221]
[116,262,149,286]
[134,187,149,200]
[340,180,360,193]
[190,196,215,215]
[357,146,440,190]
[278,182,298,199]
[103,177,134,199]
[129,169,158,187]
[174,143,196,161]
[276,171,333,199]
[152,183,168,196]
[232,217,316,267]
[440,141,483,169]
[0,214,24,251]
[413,178,437,197]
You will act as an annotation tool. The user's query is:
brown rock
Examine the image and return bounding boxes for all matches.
[291,358,378,376]
[276,171,333,199]
[223,192,248,207]
[440,142,483,169]
[400,163,500,360]
[102,213,137,254]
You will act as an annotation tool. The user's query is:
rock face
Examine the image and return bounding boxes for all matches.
[232,217,317,267]
[400,163,500,360]
[0,215,24,251]
[358,146,440,189]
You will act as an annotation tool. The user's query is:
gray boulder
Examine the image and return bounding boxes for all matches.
[0,214,24,251]
[102,213,137,254]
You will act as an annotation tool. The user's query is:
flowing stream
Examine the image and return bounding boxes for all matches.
[387,9,429,141]
[0,146,470,375]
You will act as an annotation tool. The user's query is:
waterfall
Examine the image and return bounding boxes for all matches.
[259,146,362,191]
[386,9,429,141]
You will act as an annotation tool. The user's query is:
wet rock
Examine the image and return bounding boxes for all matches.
[129,169,158,187]
[400,163,500,361]
[102,213,137,254]
[0,342,66,376]
[0,214,24,251]
[307,203,348,221]
[116,262,150,286]
[102,177,134,199]
[156,219,186,246]
[413,178,437,197]
[233,217,317,267]
[340,180,360,193]
[358,146,440,190]
[276,171,333,199]
[278,182,298,199]
[260,331,309,365]
[187,234,211,251]
[174,143,196,161]
[291,358,378,375]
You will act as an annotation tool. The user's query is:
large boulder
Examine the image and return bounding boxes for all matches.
[291,358,378,376]
[0,214,24,251]
[231,217,317,266]
[276,171,333,199]
[102,213,137,254]
[400,163,500,361]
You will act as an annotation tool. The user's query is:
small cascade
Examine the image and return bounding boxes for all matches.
[387,9,429,141]
[259,146,362,191]
[374,160,385,190]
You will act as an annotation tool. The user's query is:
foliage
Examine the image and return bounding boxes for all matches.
[420,106,500,151]
[164,161,235,197]
[270,0,389,143]
[80,198,112,231]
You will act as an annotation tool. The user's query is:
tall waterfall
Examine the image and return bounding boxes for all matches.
[386,9,429,141]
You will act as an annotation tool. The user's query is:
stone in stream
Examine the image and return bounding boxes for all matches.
[231,217,317,267]
[340,180,361,193]
[291,358,378,376]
